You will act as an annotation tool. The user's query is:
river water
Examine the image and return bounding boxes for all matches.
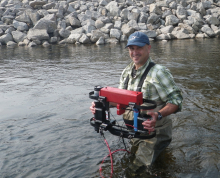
[0,38,220,178]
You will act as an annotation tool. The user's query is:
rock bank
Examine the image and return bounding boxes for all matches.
[0,0,220,47]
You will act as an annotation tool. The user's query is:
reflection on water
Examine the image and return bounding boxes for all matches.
[0,38,220,178]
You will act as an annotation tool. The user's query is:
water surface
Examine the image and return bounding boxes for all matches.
[0,38,220,178]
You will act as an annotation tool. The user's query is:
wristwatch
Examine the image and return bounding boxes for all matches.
[157,112,163,121]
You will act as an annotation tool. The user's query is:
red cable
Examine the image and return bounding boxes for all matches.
[99,138,130,178]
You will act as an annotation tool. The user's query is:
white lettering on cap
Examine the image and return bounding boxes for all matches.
[130,36,139,40]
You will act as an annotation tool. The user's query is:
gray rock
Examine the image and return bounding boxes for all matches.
[23,38,30,45]
[15,11,31,24]
[27,29,49,41]
[90,29,107,43]
[85,10,101,21]
[1,0,8,7]
[2,15,15,25]
[160,25,174,34]
[5,27,15,34]
[121,23,135,36]
[13,20,29,31]
[11,30,27,43]
[79,34,91,43]
[169,1,177,9]
[105,38,119,44]
[128,8,141,21]
[37,9,49,17]
[195,33,205,38]
[99,0,108,6]
[176,31,191,39]
[29,1,46,9]
[28,10,41,26]
[0,28,4,36]
[18,41,26,46]
[178,23,195,34]
[77,14,91,23]
[28,41,37,47]
[0,33,13,45]
[68,33,82,43]
[206,16,220,26]
[7,41,17,47]
[141,30,157,38]
[120,9,130,21]
[156,1,168,7]
[149,4,162,15]
[138,12,149,23]
[162,10,172,19]
[114,20,122,29]
[42,2,56,10]
[100,27,110,34]
[110,28,121,39]
[171,27,191,39]
[50,36,58,44]
[128,20,139,30]
[42,41,51,47]
[57,20,66,29]
[83,24,96,34]
[156,33,171,40]
[81,19,95,27]
[68,16,81,28]
[176,6,187,20]
[95,19,105,29]
[33,18,56,33]
[106,1,120,17]
[120,34,127,42]
[165,15,179,26]
[70,27,85,34]
[147,13,160,25]
[59,28,71,38]
[96,36,105,45]
[138,23,147,30]
[201,25,215,37]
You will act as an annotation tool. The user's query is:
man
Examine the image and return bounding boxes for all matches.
[90,31,183,168]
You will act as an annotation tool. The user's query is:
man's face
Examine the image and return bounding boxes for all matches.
[128,44,151,69]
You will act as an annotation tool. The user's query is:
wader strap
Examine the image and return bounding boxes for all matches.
[124,62,155,91]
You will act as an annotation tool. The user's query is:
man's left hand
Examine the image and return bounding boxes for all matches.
[142,112,158,132]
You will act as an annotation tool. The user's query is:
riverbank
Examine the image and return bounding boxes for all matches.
[0,0,220,47]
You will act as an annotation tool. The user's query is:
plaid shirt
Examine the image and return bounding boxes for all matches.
[118,58,183,111]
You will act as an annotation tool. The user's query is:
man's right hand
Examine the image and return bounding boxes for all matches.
[90,102,96,114]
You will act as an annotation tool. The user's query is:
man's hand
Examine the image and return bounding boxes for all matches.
[90,102,96,114]
[142,112,158,132]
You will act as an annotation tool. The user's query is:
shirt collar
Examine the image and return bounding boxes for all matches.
[129,57,152,76]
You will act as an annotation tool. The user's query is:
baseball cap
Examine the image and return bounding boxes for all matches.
[126,31,150,48]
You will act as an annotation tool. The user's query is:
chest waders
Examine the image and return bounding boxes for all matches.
[123,62,173,168]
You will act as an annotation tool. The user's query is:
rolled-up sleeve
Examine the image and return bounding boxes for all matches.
[154,67,183,112]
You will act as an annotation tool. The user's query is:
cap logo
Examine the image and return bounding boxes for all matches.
[130,36,139,41]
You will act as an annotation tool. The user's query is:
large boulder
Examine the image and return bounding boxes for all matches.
[121,23,135,36]
[33,18,56,33]
[0,33,13,45]
[105,1,121,17]
[11,31,27,43]
[165,15,180,26]
[201,25,215,37]
[13,20,29,31]
[68,33,82,43]
[27,29,49,41]
[110,28,121,40]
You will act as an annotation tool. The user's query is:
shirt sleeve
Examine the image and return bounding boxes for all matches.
[154,67,183,112]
